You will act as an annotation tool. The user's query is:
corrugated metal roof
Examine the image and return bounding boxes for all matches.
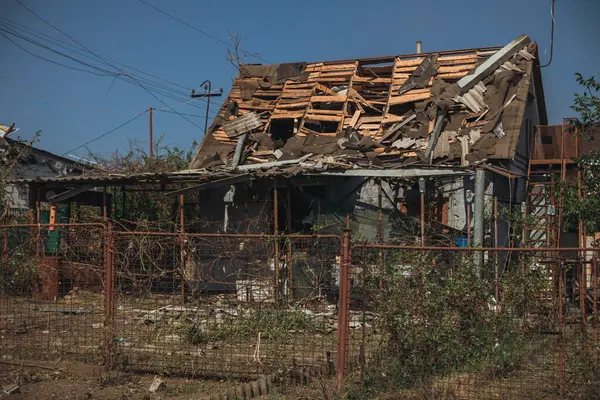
[10,170,226,185]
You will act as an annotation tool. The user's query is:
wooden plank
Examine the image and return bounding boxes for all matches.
[318,71,355,77]
[395,57,425,67]
[438,64,476,73]
[437,53,478,62]
[305,114,343,122]
[314,77,353,82]
[357,116,383,123]
[311,95,347,102]
[438,72,469,79]
[284,83,314,89]
[352,76,392,84]
[306,109,346,115]
[253,90,282,96]
[383,114,405,123]
[347,110,361,128]
[314,83,335,95]
[281,89,313,98]
[276,101,310,109]
[357,123,380,130]
[388,91,431,105]
[320,64,357,72]
[272,111,305,119]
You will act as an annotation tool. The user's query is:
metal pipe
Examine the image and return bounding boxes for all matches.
[416,40,422,54]
[467,203,471,247]
[179,194,185,304]
[473,169,485,273]
[559,261,565,398]
[580,252,587,373]
[419,178,426,245]
[593,256,598,366]
[273,181,279,305]
[336,216,352,389]
[0,223,106,228]
[378,180,383,289]
[113,231,342,242]
[494,197,499,304]
[350,244,600,252]
[286,185,293,299]
[360,244,367,386]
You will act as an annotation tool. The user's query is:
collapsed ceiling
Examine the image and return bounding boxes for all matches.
[190,35,543,175]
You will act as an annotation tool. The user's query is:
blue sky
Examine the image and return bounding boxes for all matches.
[1,0,599,160]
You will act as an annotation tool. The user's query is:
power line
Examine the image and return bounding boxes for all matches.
[541,0,555,68]
[61,110,148,156]
[0,30,109,76]
[15,0,210,130]
[0,17,195,95]
[135,0,270,64]
[154,109,207,118]
[0,20,200,102]
[0,22,213,112]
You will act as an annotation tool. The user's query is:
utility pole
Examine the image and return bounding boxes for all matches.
[149,107,153,159]
[191,80,223,134]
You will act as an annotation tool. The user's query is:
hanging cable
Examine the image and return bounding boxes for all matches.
[135,0,270,64]
[541,0,555,68]
[15,0,207,130]
[61,110,148,156]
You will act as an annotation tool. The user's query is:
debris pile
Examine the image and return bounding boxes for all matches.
[190,35,539,174]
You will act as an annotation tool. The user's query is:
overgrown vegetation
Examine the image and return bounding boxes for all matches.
[183,308,321,346]
[355,250,553,396]
[559,73,600,233]
[90,136,197,225]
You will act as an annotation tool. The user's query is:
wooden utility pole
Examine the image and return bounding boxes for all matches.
[191,80,223,134]
[149,107,153,159]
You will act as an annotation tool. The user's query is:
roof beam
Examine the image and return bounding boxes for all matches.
[46,183,98,203]
[312,168,473,178]
[164,175,251,197]
[457,34,530,94]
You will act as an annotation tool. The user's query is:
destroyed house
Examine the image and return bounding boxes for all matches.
[1,126,88,217]
[188,34,547,247]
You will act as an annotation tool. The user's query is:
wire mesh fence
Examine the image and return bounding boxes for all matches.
[0,223,106,365]
[348,244,600,399]
[1,221,599,398]
[109,232,342,378]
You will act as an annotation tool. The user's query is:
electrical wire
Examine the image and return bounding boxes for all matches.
[61,110,148,156]
[541,0,555,68]
[154,110,207,118]
[15,0,211,130]
[0,22,215,113]
[135,0,270,64]
[0,31,109,76]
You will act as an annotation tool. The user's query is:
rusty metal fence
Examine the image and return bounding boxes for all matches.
[2,222,600,399]
[0,223,106,365]
[109,232,342,378]
[348,244,600,399]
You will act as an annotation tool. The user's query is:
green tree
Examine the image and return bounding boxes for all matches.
[561,74,600,233]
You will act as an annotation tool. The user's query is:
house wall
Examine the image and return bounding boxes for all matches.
[6,152,84,210]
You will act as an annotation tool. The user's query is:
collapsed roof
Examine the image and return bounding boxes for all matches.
[189,35,546,174]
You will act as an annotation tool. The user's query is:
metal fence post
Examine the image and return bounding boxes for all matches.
[179,194,185,304]
[103,222,115,371]
[336,224,351,388]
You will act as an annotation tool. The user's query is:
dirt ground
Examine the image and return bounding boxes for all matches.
[0,362,251,400]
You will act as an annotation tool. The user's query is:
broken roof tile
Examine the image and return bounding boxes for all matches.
[189,36,542,171]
